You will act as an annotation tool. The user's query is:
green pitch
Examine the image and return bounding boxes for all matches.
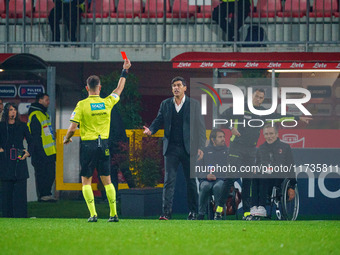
[0,218,339,255]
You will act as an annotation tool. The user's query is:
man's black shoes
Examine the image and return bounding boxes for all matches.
[197,214,204,220]
[187,212,197,220]
[159,213,171,220]
[88,215,98,222]
[108,215,119,222]
[214,212,222,220]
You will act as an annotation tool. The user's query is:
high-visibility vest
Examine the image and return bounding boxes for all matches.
[28,111,56,156]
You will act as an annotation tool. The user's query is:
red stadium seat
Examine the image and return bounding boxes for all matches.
[310,0,339,17]
[0,0,5,15]
[142,0,170,18]
[252,0,282,18]
[277,0,308,17]
[1,0,33,19]
[82,0,114,18]
[112,0,143,18]
[167,0,198,18]
[32,0,55,18]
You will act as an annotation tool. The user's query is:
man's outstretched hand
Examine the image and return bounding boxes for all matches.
[143,126,152,136]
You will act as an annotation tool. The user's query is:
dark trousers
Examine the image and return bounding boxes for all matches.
[34,161,55,198]
[49,0,80,42]
[252,178,284,207]
[219,143,256,213]
[199,180,224,215]
[218,178,235,207]
[162,144,197,214]
[1,179,27,218]
[212,0,251,41]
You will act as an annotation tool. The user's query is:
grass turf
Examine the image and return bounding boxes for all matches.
[0,218,339,255]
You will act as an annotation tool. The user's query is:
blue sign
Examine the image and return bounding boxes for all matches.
[91,103,106,111]
[18,85,45,98]
[0,85,17,98]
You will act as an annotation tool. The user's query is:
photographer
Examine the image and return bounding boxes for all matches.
[0,103,33,218]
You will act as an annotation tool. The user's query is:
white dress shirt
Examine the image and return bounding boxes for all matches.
[173,95,186,113]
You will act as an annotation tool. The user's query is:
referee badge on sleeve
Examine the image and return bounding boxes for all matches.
[111,93,118,99]
[70,111,76,119]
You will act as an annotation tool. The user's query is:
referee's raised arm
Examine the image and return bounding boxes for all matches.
[112,59,132,96]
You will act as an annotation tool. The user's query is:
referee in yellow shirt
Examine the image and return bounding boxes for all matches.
[63,59,131,222]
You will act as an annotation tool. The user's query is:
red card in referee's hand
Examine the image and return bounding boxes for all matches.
[121,51,127,60]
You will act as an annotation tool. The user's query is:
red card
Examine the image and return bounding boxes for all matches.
[121,51,127,60]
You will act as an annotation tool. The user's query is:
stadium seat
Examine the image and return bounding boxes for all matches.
[251,0,282,18]
[1,0,33,19]
[167,0,198,18]
[0,0,5,16]
[142,0,170,18]
[82,0,114,19]
[32,0,54,18]
[277,0,308,18]
[310,0,339,18]
[112,0,143,18]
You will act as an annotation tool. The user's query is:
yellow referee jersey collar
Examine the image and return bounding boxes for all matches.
[88,95,100,97]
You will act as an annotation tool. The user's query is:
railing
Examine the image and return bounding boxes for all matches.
[0,0,339,53]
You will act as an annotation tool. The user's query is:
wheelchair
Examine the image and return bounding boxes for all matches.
[266,178,300,221]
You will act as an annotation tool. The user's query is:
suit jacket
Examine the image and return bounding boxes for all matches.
[149,96,206,156]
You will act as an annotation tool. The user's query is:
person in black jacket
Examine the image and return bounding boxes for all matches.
[143,76,206,220]
[215,88,310,220]
[212,0,251,42]
[251,124,297,217]
[28,93,56,202]
[196,129,228,220]
[0,103,33,218]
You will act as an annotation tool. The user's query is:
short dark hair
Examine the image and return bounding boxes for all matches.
[87,75,101,90]
[254,88,265,95]
[171,76,186,86]
[0,98,3,103]
[1,102,19,123]
[209,128,225,143]
[263,123,278,133]
[36,92,49,102]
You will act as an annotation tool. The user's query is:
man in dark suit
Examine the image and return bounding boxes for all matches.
[143,76,206,220]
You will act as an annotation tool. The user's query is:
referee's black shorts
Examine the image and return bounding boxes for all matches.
[80,139,111,178]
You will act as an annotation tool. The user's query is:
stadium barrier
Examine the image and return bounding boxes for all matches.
[0,0,339,48]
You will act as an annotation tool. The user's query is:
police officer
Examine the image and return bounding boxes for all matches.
[28,93,57,202]
[63,59,131,222]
